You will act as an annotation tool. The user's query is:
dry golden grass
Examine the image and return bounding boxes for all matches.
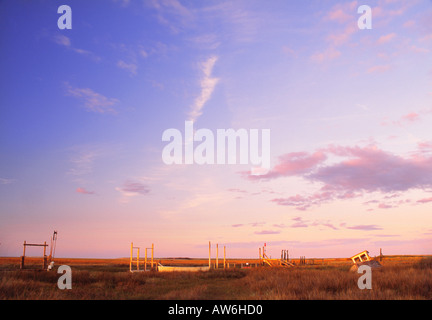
[0,256,430,300]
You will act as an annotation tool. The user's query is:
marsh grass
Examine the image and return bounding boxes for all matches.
[0,256,430,300]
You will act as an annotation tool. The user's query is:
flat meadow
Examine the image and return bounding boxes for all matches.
[0,255,431,300]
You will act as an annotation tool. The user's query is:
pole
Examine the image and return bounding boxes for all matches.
[137,247,140,271]
[130,242,133,272]
[151,243,154,269]
[216,244,219,269]
[43,241,47,269]
[224,246,226,269]
[208,241,211,269]
[145,247,147,272]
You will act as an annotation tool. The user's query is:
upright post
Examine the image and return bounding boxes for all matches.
[130,242,133,272]
[151,243,154,270]
[137,247,140,271]
[224,246,226,269]
[43,241,47,270]
[145,247,147,271]
[21,241,26,269]
[208,241,211,269]
[216,244,219,269]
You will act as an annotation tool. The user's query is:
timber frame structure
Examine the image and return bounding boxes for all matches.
[350,250,371,264]
[130,242,154,272]
[20,241,48,270]
[259,244,295,267]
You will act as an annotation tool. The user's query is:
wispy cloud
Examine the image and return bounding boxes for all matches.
[67,147,102,181]
[76,187,95,195]
[367,64,392,74]
[115,180,150,203]
[53,34,71,47]
[0,178,16,185]
[377,33,397,45]
[381,111,426,127]
[310,47,341,63]
[65,83,119,114]
[112,0,130,7]
[346,224,383,231]
[254,230,280,235]
[188,56,219,122]
[53,35,100,61]
[117,60,138,75]
[145,0,194,34]
[417,197,432,204]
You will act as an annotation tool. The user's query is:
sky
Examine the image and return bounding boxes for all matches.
[0,0,431,259]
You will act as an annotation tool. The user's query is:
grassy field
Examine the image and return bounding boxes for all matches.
[0,255,431,300]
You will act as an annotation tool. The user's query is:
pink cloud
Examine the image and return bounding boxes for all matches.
[247,144,432,211]
[378,203,393,209]
[254,230,280,235]
[310,47,341,63]
[310,146,432,193]
[418,141,432,151]
[120,181,150,195]
[324,1,358,23]
[326,9,353,24]
[417,197,432,204]
[377,33,397,44]
[115,180,150,203]
[382,112,425,127]
[401,112,420,122]
[346,225,383,231]
[367,65,391,74]
[76,187,95,195]
[245,151,326,180]
[327,25,357,46]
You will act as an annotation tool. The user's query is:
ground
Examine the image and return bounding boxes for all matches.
[0,255,431,300]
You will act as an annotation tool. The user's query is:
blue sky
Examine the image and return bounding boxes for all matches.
[1,0,432,258]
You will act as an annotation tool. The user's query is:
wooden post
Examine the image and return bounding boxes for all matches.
[43,241,47,269]
[145,247,147,271]
[151,243,154,269]
[137,247,140,271]
[223,246,226,269]
[130,242,133,272]
[21,241,26,269]
[216,244,219,269]
[208,241,211,269]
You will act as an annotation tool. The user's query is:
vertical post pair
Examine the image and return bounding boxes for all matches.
[130,242,154,272]
[20,241,48,270]
[208,241,226,269]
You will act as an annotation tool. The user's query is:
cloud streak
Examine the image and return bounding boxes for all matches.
[65,83,119,114]
[188,56,219,122]
[116,180,150,203]
[76,187,95,195]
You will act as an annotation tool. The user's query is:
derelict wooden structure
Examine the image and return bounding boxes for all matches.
[20,241,48,270]
[130,242,154,272]
[350,250,371,264]
[259,244,294,267]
